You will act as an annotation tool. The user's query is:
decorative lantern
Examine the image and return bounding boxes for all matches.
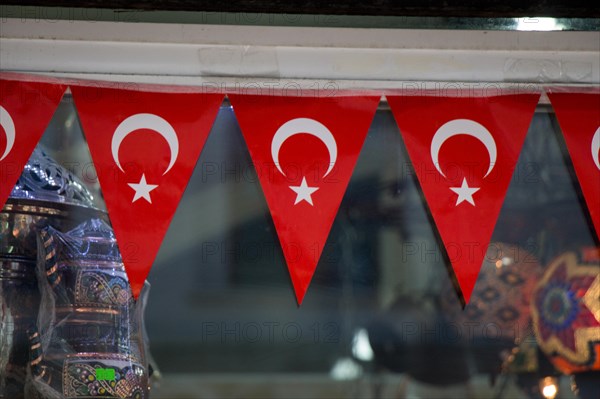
[1,148,99,399]
[28,218,149,399]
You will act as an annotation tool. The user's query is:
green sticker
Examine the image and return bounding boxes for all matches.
[95,368,115,381]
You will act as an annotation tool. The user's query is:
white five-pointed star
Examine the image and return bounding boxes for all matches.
[289,176,319,206]
[128,174,158,204]
[449,177,480,206]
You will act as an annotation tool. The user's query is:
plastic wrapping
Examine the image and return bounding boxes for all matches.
[1,148,101,399]
[27,219,149,399]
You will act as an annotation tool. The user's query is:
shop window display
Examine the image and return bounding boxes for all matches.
[1,91,597,398]
[1,11,599,399]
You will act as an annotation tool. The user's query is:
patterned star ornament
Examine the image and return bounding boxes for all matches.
[532,249,600,374]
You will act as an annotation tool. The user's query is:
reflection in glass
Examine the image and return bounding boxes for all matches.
[30,96,597,398]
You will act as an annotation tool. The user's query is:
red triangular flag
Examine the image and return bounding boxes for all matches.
[229,94,379,304]
[1,78,66,208]
[388,93,539,303]
[71,85,223,298]
[548,90,600,239]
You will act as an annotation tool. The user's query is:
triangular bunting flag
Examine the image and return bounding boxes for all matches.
[388,93,539,303]
[1,78,66,208]
[72,85,223,298]
[547,90,600,239]
[229,94,380,304]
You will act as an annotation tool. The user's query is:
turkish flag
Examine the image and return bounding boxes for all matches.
[72,85,223,298]
[0,78,66,208]
[548,90,600,240]
[229,94,379,304]
[388,93,539,303]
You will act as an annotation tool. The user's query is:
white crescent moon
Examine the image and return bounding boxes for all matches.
[592,127,600,171]
[0,105,16,162]
[430,119,497,178]
[271,118,337,177]
[111,113,179,175]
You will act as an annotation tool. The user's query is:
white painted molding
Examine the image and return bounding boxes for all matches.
[1,19,599,85]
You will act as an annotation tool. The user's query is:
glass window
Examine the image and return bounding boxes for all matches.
[34,94,596,398]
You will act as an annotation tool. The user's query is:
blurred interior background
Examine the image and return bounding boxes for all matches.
[32,93,598,398]
[2,3,598,398]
